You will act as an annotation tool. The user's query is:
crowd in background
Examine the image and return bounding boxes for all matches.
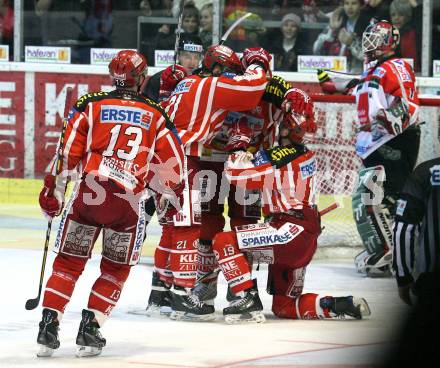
[1,0,440,73]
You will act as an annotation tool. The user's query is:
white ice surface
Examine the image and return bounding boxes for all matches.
[0,248,410,368]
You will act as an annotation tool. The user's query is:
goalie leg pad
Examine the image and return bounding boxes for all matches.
[352,165,394,258]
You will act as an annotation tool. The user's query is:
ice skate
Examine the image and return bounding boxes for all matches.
[128,272,172,317]
[355,250,393,277]
[223,280,265,324]
[36,308,60,357]
[226,284,240,304]
[192,278,217,305]
[75,309,106,357]
[320,296,371,319]
[170,286,216,321]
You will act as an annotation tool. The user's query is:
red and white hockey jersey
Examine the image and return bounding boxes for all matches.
[53,90,184,194]
[201,75,292,162]
[355,58,419,158]
[226,144,316,215]
[162,64,268,157]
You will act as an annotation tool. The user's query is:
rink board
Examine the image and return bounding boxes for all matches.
[0,178,360,255]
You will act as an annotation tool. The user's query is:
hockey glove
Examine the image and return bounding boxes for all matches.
[241,47,272,74]
[375,100,410,136]
[282,88,317,133]
[39,175,64,219]
[159,64,188,99]
[156,181,184,219]
[223,116,253,152]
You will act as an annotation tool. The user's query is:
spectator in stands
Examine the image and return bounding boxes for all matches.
[302,0,330,23]
[266,13,309,71]
[390,0,420,72]
[364,0,391,22]
[181,4,200,34]
[140,0,172,16]
[199,2,213,49]
[0,0,13,59]
[152,4,200,60]
[82,0,113,48]
[313,0,370,73]
[223,9,266,50]
[172,0,211,17]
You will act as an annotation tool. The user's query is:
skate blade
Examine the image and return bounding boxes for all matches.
[170,311,216,322]
[354,297,371,318]
[37,344,55,357]
[76,345,102,358]
[224,311,266,325]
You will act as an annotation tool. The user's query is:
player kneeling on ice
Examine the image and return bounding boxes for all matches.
[194,93,371,323]
[35,50,184,357]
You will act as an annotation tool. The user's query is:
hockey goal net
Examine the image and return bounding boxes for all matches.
[310,94,440,248]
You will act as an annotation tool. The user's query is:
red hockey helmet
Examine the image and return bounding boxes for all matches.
[202,45,243,74]
[108,50,148,88]
[362,20,400,62]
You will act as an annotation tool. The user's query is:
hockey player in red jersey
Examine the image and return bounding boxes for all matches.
[319,20,420,277]
[192,79,317,304]
[36,50,184,357]
[147,45,271,320]
[192,94,371,323]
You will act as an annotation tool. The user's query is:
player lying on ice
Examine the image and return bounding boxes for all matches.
[184,91,372,323]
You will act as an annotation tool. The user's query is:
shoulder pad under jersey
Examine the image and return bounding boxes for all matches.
[75,92,109,112]
[263,75,291,108]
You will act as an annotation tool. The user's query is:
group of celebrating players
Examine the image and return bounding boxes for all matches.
[35,18,430,359]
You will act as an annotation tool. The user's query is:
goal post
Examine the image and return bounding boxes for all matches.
[310,93,440,248]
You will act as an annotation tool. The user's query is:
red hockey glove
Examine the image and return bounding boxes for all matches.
[223,116,253,152]
[39,175,64,219]
[241,47,272,73]
[282,88,316,132]
[159,64,188,99]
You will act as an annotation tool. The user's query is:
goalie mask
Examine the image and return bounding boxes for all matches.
[279,113,317,145]
[109,50,148,88]
[362,20,400,63]
[202,45,243,76]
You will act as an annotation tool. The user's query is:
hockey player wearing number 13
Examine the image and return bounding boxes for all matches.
[35,50,184,357]
[194,98,371,323]
[319,20,421,277]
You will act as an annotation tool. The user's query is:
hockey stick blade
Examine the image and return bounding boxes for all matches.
[220,12,253,45]
[25,296,40,310]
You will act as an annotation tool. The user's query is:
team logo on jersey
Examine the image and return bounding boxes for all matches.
[396,199,407,216]
[299,157,316,179]
[236,222,304,249]
[172,79,195,95]
[252,150,270,167]
[100,105,151,129]
[373,67,386,78]
[430,165,440,186]
[391,59,411,82]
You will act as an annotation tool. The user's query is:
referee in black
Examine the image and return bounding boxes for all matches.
[385,156,440,366]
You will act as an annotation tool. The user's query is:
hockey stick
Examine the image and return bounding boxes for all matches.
[319,202,339,217]
[219,12,253,45]
[25,87,74,311]
[172,0,185,72]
